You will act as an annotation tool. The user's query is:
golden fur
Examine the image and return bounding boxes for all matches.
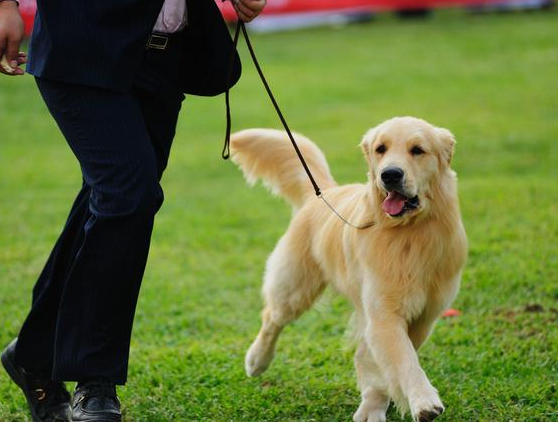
[230,117,468,422]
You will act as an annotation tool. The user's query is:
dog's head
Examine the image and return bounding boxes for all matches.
[360,117,456,224]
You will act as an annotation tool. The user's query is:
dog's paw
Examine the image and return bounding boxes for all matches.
[415,406,444,422]
[244,341,274,377]
[353,400,387,422]
[410,390,444,422]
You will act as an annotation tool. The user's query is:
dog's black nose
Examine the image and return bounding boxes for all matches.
[381,167,404,187]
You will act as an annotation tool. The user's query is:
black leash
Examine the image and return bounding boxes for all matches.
[222,21,321,196]
[223,21,374,230]
[221,21,242,161]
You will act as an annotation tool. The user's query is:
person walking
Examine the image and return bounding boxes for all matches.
[0,0,266,420]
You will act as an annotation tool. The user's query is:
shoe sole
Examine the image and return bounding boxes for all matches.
[73,419,121,422]
[72,411,122,422]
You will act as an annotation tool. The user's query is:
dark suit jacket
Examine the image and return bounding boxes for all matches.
[27,0,241,96]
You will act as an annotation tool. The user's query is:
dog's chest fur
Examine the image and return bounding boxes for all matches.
[319,218,464,321]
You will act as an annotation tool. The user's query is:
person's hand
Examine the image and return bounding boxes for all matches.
[230,0,267,23]
[0,0,26,76]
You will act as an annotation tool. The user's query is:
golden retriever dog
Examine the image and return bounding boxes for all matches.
[230,116,467,422]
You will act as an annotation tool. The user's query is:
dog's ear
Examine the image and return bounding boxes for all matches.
[436,127,456,165]
[360,126,380,164]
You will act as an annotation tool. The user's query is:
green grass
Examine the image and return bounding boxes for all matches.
[1,9,557,421]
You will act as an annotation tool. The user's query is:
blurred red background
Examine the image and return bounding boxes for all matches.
[17,0,532,36]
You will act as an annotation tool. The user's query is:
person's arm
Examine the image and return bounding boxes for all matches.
[231,0,267,23]
[0,0,26,76]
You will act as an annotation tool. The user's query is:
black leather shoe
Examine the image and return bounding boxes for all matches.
[72,380,122,422]
[1,338,72,422]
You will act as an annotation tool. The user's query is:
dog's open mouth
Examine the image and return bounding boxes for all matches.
[382,191,420,217]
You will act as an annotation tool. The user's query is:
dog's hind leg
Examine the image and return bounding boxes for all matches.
[245,235,325,377]
[353,340,390,422]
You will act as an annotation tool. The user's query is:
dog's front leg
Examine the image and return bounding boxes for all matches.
[362,310,444,422]
[353,340,390,422]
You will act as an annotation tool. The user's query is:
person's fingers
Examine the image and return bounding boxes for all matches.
[237,0,258,13]
[0,64,23,76]
[239,0,266,13]
[233,1,254,19]
[0,58,23,75]
[0,34,6,59]
[233,0,266,22]
[0,37,12,75]
[6,37,22,68]
[232,3,252,22]
[0,46,25,75]
[10,66,23,75]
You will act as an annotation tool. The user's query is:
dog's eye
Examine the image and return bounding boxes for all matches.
[375,144,386,154]
[410,146,425,156]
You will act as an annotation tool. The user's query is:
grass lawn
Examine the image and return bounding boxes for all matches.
[1,8,557,422]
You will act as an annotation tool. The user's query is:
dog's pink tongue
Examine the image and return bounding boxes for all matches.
[382,192,406,216]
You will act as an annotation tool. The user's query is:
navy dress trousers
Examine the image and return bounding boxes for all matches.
[14,0,241,384]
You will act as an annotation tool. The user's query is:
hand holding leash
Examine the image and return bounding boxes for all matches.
[230,0,267,23]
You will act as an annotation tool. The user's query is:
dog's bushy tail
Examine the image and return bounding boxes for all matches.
[230,129,337,209]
